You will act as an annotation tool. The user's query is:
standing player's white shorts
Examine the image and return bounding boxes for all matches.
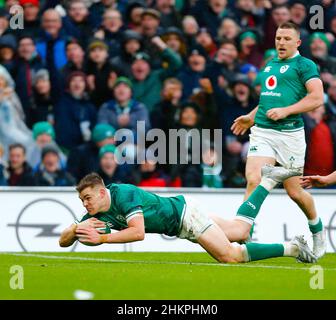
[247,126,306,169]
[177,196,214,242]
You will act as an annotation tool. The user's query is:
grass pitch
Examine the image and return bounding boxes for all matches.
[0,252,335,300]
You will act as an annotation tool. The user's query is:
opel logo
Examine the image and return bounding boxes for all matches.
[8,198,78,252]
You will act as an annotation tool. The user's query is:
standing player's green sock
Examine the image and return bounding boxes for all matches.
[236,185,269,224]
[308,217,323,234]
[242,242,299,262]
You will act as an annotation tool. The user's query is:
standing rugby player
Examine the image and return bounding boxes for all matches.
[230,22,326,258]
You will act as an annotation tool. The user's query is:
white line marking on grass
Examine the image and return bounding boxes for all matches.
[2,253,336,271]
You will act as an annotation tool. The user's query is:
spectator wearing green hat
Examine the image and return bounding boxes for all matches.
[309,32,336,87]
[98,76,151,139]
[67,123,116,183]
[97,144,136,185]
[237,29,263,68]
[28,121,67,170]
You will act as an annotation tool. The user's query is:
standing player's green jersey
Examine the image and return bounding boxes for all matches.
[79,184,186,236]
[255,53,320,131]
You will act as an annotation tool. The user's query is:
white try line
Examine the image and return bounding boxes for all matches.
[2,252,336,271]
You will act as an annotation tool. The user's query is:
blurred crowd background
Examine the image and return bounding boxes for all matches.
[1,0,336,188]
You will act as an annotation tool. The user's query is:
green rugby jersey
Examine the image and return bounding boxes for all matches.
[80,184,186,236]
[255,53,320,131]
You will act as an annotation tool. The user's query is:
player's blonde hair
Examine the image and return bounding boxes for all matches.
[76,172,105,193]
[278,22,300,36]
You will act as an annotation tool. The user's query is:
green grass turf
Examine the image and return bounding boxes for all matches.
[0,252,335,300]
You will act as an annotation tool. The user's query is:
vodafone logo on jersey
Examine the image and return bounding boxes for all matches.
[265,75,277,90]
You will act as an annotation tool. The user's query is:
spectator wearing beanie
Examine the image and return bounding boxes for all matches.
[55,71,97,153]
[177,47,207,101]
[85,38,122,108]
[0,34,17,75]
[60,38,85,86]
[67,123,116,182]
[110,30,143,78]
[0,8,11,38]
[98,76,150,139]
[16,0,41,39]
[34,144,76,186]
[29,68,60,127]
[28,121,66,170]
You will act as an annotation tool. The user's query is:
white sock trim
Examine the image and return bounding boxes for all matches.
[240,244,250,262]
[235,216,254,225]
[283,242,298,257]
[308,217,320,225]
[260,177,278,192]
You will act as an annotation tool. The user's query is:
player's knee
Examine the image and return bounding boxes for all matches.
[217,248,241,263]
[246,175,260,189]
[287,188,304,203]
[240,229,251,243]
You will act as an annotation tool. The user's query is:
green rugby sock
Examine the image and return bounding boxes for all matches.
[236,185,269,223]
[308,217,323,234]
[245,243,284,261]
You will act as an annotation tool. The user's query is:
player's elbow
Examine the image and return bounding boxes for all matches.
[312,92,324,108]
[135,231,145,241]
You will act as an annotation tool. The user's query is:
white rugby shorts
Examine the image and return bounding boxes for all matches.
[177,196,214,242]
[247,126,306,169]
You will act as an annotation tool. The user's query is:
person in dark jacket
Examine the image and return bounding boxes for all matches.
[110,29,143,78]
[97,144,136,185]
[6,143,36,186]
[0,34,17,75]
[0,143,7,186]
[177,47,207,100]
[35,9,68,71]
[16,0,41,39]
[190,0,235,38]
[93,8,124,59]
[85,38,122,108]
[55,71,97,153]
[67,123,116,183]
[98,76,150,138]
[29,68,57,126]
[60,38,86,87]
[13,35,44,125]
[34,145,76,186]
[62,0,93,48]
[169,102,204,187]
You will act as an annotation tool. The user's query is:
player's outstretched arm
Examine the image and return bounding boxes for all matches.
[59,224,77,247]
[300,171,336,188]
[59,218,107,247]
[231,106,258,135]
[267,79,324,121]
[76,215,145,245]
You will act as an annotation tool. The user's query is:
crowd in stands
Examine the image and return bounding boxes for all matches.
[1,0,336,188]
